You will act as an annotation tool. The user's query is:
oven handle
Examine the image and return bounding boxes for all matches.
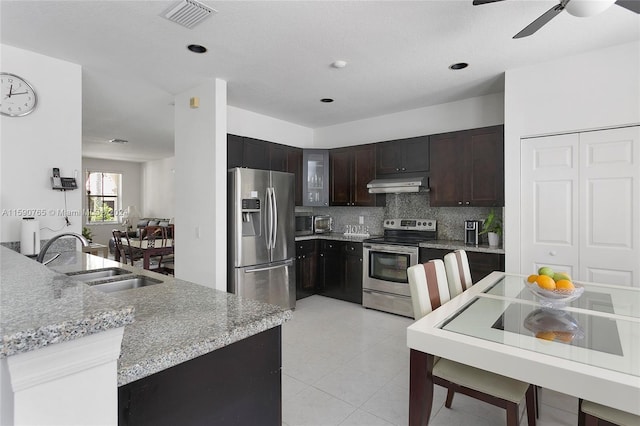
[363,244,418,256]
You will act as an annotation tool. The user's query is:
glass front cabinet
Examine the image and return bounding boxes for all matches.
[302,149,329,206]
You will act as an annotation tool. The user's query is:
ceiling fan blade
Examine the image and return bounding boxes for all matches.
[473,0,505,5]
[616,0,640,13]
[513,2,565,39]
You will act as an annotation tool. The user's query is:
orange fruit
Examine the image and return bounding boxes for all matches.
[555,279,575,291]
[555,332,575,343]
[536,275,556,291]
[535,331,556,341]
[527,274,538,284]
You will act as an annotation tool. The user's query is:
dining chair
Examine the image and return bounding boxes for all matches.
[407,260,536,426]
[579,399,639,426]
[112,229,144,266]
[443,249,473,298]
[142,225,172,273]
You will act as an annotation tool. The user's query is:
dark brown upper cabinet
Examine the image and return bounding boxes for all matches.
[429,125,504,207]
[376,135,430,176]
[330,144,378,207]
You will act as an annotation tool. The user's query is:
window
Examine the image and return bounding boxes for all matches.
[86,171,122,223]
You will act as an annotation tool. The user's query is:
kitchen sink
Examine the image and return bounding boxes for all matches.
[88,275,163,293]
[65,267,132,282]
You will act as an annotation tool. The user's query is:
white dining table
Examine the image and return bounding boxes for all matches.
[407,271,640,425]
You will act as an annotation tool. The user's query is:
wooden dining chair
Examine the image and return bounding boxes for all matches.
[142,225,171,273]
[407,260,536,426]
[443,249,473,298]
[579,399,639,426]
[112,229,144,266]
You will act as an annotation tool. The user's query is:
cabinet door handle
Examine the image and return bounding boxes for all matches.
[395,168,399,171]
[458,201,463,205]
[401,167,406,171]
[549,251,557,256]
[465,201,470,205]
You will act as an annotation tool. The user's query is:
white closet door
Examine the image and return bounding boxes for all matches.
[579,126,640,286]
[521,133,579,277]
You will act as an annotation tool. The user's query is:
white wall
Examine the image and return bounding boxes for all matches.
[504,41,640,273]
[228,105,314,148]
[175,79,227,290]
[0,45,82,243]
[314,93,504,148]
[82,157,143,246]
[142,157,175,219]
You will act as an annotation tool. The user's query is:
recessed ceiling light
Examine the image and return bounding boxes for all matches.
[331,60,347,68]
[187,44,207,53]
[449,62,469,70]
[108,138,129,144]
[320,98,334,103]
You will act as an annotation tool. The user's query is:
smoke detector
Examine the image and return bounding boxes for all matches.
[162,0,217,29]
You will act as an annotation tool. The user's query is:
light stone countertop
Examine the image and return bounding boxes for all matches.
[0,246,134,358]
[296,234,505,254]
[295,232,379,243]
[419,239,505,254]
[1,247,292,386]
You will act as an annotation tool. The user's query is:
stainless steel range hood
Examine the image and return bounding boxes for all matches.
[367,176,429,194]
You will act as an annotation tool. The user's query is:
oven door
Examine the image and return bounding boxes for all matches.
[362,244,418,297]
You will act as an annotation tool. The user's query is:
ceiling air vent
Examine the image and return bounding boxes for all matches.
[162,0,216,29]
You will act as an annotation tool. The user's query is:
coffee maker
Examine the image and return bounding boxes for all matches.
[464,220,484,245]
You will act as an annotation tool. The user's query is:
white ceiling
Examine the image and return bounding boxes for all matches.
[1,0,639,162]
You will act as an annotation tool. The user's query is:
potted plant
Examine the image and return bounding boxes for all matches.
[82,226,93,243]
[480,209,502,247]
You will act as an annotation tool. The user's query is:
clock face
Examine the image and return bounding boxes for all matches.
[1,73,38,117]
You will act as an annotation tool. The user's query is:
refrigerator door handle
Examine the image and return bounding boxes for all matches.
[244,259,293,273]
[266,187,273,250]
[271,186,278,250]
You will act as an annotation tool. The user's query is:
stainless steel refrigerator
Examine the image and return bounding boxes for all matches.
[228,167,296,310]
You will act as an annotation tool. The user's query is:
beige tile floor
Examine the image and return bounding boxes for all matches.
[282,295,579,426]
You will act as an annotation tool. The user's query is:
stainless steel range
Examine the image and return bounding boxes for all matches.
[362,218,436,318]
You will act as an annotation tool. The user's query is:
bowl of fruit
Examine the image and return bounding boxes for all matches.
[525,267,584,307]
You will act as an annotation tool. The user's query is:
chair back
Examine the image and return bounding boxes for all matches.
[112,229,134,266]
[444,249,473,298]
[142,226,168,248]
[407,259,451,320]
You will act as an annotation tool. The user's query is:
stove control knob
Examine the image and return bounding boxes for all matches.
[390,220,395,226]
[427,221,433,227]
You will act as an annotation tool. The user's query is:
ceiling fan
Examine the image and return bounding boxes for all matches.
[473,0,640,38]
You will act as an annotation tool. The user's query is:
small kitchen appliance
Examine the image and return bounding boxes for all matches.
[362,219,437,318]
[295,213,313,236]
[313,215,333,233]
[464,220,484,245]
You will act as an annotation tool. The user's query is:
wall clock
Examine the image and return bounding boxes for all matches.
[1,72,38,117]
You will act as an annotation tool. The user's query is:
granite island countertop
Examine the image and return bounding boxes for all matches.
[1,247,292,386]
[0,246,134,357]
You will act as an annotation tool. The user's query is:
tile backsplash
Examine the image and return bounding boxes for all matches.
[303,191,503,241]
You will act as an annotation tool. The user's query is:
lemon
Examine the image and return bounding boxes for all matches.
[536,275,556,291]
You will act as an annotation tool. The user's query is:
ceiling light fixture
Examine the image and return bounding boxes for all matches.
[449,62,469,70]
[187,44,207,53]
[331,60,347,68]
[108,138,129,144]
[565,0,616,17]
[320,98,334,103]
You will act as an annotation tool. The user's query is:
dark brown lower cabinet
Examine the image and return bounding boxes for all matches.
[318,240,362,304]
[118,327,281,426]
[296,240,317,300]
[419,248,504,282]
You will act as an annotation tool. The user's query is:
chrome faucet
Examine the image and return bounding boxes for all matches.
[36,232,89,265]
